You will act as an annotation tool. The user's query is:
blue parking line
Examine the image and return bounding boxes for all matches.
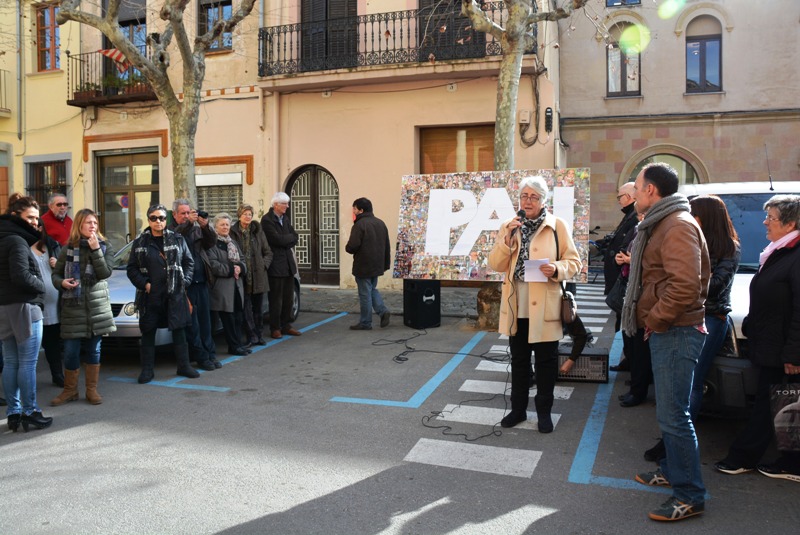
[330,331,488,408]
[107,312,349,391]
[568,331,670,495]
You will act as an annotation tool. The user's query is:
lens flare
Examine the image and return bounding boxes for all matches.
[658,0,686,20]
[619,24,651,55]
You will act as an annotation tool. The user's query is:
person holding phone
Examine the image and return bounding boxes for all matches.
[51,209,116,406]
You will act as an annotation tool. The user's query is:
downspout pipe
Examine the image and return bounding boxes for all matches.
[17,0,23,141]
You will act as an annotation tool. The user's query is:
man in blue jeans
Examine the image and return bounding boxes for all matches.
[621,163,711,521]
[345,198,391,330]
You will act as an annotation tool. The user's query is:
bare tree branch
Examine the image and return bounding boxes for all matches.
[460,0,504,41]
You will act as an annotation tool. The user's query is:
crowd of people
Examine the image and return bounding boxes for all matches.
[0,192,304,428]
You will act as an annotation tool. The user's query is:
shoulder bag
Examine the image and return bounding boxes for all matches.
[553,229,577,325]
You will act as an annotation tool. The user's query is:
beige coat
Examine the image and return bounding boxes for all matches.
[488,212,581,343]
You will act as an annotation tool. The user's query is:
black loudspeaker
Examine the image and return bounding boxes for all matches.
[403,279,441,329]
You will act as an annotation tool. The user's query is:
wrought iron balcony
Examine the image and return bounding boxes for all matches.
[258,2,534,77]
[65,47,156,108]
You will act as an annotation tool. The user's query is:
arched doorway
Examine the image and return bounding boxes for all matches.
[287,165,340,285]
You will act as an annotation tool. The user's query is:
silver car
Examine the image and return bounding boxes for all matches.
[106,241,301,347]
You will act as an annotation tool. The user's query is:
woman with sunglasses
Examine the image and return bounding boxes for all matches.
[126,204,197,383]
[0,193,52,432]
[51,209,116,406]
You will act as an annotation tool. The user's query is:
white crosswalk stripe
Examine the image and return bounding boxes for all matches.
[459,379,574,399]
[404,438,543,478]
[435,404,561,431]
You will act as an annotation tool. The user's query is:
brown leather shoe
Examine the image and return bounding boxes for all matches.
[282,328,302,336]
[271,330,282,339]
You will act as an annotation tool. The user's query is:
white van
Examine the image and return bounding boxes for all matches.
[679,181,800,416]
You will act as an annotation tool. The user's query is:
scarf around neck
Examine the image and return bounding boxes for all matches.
[513,208,547,281]
[621,193,691,336]
[217,234,241,264]
[134,229,184,296]
[62,238,106,303]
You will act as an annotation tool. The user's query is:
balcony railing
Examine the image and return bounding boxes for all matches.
[259,2,534,77]
[65,47,157,107]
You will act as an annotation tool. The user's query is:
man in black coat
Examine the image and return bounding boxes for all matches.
[345,198,391,330]
[171,199,218,370]
[261,192,301,339]
[598,182,638,373]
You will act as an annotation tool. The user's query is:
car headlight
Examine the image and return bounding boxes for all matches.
[123,303,137,316]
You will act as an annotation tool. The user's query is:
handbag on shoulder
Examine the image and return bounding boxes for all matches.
[553,228,577,325]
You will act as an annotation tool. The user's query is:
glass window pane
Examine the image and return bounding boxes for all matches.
[607,47,621,93]
[686,41,701,91]
[625,53,639,92]
[132,164,158,186]
[705,39,721,90]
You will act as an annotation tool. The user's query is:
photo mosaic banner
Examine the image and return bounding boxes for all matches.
[393,168,591,282]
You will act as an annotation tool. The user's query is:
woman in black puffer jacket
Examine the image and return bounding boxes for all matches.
[51,208,116,407]
[0,193,52,432]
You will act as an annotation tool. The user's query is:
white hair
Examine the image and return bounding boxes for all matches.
[214,212,232,226]
[519,175,549,202]
[271,192,290,205]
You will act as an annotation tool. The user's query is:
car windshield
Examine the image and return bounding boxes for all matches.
[112,241,133,270]
[713,193,774,273]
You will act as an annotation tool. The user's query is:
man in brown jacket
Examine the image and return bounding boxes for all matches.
[622,163,710,522]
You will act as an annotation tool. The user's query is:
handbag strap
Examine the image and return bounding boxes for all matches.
[553,227,567,296]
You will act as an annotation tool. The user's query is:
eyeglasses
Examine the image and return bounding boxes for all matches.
[764,215,781,223]
[55,202,69,207]
[148,215,167,222]
[520,194,542,202]
[616,194,629,201]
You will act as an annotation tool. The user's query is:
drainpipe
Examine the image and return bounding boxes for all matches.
[16,0,23,142]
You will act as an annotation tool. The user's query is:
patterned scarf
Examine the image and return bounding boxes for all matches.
[133,229,184,295]
[513,208,547,281]
[62,239,107,303]
[217,234,241,263]
[621,193,691,336]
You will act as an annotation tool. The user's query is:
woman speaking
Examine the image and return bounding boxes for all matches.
[488,176,581,432]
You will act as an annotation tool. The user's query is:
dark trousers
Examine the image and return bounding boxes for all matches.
[726,365,800,469]
[242,292,264,342]
[41,323,64,382]
[268,276,295,332]
[624,328,653,400]
[142,327,186,348]
[509,319,559,411]
[219,290,245,351]
[187,282,216,361]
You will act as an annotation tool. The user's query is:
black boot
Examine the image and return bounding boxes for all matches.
[7,413,20,432]
[175,343,200,379]
[534,394,554,433]
[138,345,156,384]
[21,411,53,432]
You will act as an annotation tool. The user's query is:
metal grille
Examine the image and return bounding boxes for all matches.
[292,171,311,269]
[318,171,339,269]
[26,160,67,210]
[197,185,242,220]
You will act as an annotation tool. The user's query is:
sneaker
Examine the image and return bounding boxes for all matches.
[648,497,704,522]
[380,311,391,328]
[714,460,754,475]
[635,470,671,487]
[757,461,800,483]
[644,439,666,463]
[350,324,372,330]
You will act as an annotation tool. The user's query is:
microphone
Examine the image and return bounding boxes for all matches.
[511,209,526,237]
